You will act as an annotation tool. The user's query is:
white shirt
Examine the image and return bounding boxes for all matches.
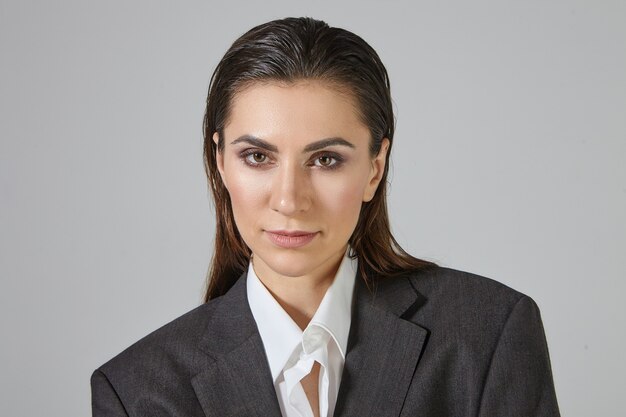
[246,247,357,417]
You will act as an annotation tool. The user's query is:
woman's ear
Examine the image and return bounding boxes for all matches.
[213,132,227,189]
[362,138,390,202]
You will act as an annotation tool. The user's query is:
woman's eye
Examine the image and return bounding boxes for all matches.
[313,154,341,168]
[242,151,269,165]
[318,156,333,166]
[250,152,266,163]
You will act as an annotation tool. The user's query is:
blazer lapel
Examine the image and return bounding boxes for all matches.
[334,275,429,417]
[191,274,282,417]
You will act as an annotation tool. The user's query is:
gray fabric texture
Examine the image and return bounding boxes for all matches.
[91,266,561,416]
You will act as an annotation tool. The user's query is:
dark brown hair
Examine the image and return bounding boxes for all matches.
[202,17,435,301]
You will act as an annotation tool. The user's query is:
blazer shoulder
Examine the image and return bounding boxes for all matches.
[390,268,559,416]
[407,265,527,310]
[402,265,541,346]
[95,295,224,377]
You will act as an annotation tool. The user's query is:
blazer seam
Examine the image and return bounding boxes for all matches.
[475,294,526,417]
[94,368,131,417]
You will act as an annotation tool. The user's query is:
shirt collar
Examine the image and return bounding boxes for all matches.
[246,246,358,382]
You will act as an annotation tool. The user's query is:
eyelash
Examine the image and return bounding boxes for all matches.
[239,149,344,170]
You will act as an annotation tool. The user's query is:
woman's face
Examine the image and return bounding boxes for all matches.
[214,80,389,283]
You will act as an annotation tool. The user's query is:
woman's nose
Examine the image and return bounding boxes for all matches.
[269,162,312,215]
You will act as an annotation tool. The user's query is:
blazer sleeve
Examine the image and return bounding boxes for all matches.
[91,369,130,417]
[478,295,561,417]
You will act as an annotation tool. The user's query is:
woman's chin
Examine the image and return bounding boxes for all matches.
[251,248,329,280]
[260,255,315,278]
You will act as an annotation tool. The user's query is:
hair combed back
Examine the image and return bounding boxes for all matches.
[203,17,435,301]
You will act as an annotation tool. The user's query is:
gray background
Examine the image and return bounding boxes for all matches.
[1,0,624,416]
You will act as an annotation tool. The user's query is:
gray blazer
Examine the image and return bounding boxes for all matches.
[91,266,560,416]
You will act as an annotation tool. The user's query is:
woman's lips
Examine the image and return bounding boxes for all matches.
[265,230,318,248]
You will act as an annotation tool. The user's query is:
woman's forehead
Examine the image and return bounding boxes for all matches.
[224,80,368,143]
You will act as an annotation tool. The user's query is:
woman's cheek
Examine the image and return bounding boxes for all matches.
[315,174,365,226]
[227,171,269,225]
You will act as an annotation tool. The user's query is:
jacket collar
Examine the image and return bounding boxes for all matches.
[191,270,429,417]
[191,272,280,417]
[333,274,429,417]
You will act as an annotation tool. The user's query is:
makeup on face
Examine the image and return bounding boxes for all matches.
[215,80,387,285]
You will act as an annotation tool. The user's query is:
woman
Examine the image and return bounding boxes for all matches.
[91,17,560,417]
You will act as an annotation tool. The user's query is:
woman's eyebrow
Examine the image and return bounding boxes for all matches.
[230,135,355,153]
[304,138,355,152]
[230,135,278,152]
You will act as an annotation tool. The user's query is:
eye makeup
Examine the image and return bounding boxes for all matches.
[237,148,346,171]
